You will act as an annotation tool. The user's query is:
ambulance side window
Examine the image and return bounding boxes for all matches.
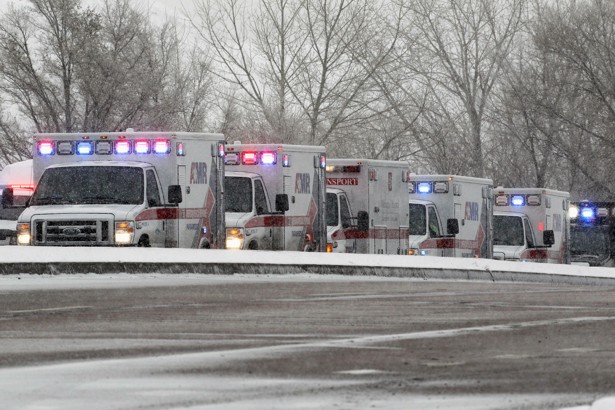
[524,218,535,248]
[146,170,162,207]
[428,206,441,238]
[254,180,268,215]
[340,196,352,228]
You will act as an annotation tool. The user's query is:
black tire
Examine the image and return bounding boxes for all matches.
[248,241,258,250]
[137,236,150,247]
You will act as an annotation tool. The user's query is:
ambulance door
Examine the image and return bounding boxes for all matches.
[453,202,462,257]
[339,193,355,253]
[171,165,186,248]
[145,169,165,247]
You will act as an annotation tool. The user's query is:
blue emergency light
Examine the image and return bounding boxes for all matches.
[417,182,432,194]
[511,195,525,206]
[580,207,595,220]
[76,141,93,155]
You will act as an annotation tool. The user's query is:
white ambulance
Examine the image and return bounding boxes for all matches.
[325,159,410,254]
[15,131,226,248]
[223,143,327,251]
[492,188,570,264]
[408,175,493,258]
[0,159,34,244]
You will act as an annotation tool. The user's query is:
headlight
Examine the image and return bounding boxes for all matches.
[115,221,135,245]
[16,223,31,245]
[226,228,244,250]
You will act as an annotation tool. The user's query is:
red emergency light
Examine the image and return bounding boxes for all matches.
[114,140,131,154]
[153,140,170,154]
[260,152,276,165]
[37,141,54,156]
[242,152,258,165]
[134,140,150,154]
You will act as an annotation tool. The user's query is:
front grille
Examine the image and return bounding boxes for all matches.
[34,220,110,245]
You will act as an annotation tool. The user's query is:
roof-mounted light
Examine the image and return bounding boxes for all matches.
[511,195,525,206]
[242,151,258,165]
[37,141,54,156]
[114,140,131,154]
[57,141,74,155]
[261,152,276,165]
[96,140,112,155]
[76,141,93,155]
[417,182,432,194]
[134,140,150,154]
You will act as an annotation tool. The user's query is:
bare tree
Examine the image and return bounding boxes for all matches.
[402,0,526,177]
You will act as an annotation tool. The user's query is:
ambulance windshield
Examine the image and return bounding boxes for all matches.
[30,166,144,205]
[571,225,609,256]
[408,203,427,235]
[493,215,524,246]
[225,176,253,213]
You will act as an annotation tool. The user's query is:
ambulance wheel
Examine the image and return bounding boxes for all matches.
[137,236,150,247]
[303,244,313,252]
[248,241,258,250]
[200,240,210,249]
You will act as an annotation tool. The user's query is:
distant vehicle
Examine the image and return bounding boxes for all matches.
[325,159,409,254]
[223,143,327,251]
[0,160,34,245]
[407,175,493,258]
[493,188,570,264]
[569,201,615,267]
[14,131,226,248]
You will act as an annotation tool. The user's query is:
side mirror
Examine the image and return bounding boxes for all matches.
[447,218,459,235]
[1,187,14,208]
[168,185,182,205]
[543,230,555,247]
[357,210,369,232]
[276,194,289,213]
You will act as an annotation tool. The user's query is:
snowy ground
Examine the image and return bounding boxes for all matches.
[3,247,615,409]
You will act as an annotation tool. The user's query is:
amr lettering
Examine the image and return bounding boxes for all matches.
[295,173,311,194]
[190,162,208,184]
[465,201,479,221]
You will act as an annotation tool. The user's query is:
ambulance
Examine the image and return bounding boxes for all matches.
[325,159,410,254]
[568,201,615,266]
[0,159,34,245]
[223,143,327,251]
[492,188,570,264]
[14,131,226,248]
[408,175,493,258]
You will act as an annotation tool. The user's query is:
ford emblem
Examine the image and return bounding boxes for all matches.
[63,227,81,235]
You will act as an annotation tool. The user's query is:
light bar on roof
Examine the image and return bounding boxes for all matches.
[96,140,112,155]
[134,140,150,154]
[242,151,258,165]
[261,152,276,165]
[57,141,74,155]
[76,141,93,155]
[37,141,54,156]
[511,195,525,206]
[114,140,131,154]
[417,182,432,194]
